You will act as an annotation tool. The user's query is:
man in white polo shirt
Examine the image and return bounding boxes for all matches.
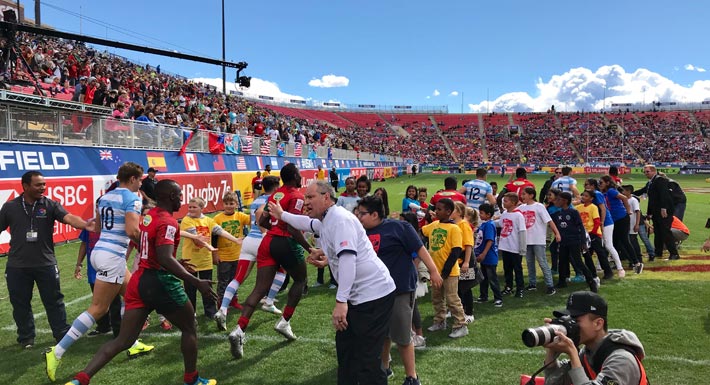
[267,180,396,385]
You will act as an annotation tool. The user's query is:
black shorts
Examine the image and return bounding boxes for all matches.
[125,268,189,314]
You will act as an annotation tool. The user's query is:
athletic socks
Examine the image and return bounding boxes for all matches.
[265,271,286,306]
[237,316,250,331]
[220,279,240,314]
[56,311,95,359]
[184,371,198,385]
[74,371,91,385]
[283,306,295,321]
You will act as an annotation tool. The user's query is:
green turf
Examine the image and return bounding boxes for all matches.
[1,172,709,385]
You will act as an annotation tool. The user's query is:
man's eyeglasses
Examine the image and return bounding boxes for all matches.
[355,210,372,218]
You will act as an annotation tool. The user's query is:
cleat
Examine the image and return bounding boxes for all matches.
[230,297,243,310]
[44,346,61,381]
[427,321,446,332]
[229,326,245,359]
[142,319,150,331]
[214,310,227,331]
[274,317,297,341]
[160,319,173,331]
[87,329,110,337]
[127,339,154,358]
[64,381,81,385]
[184,376,217,385]
[448,326,469,338]
[261,303,283,315]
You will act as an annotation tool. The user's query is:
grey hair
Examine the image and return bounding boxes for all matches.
[312,180,336,201]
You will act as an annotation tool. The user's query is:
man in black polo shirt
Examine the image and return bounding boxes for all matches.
[140,167,159,202]
[0,171,96,349]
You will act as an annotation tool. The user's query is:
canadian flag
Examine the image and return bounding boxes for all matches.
[184,153,199,171]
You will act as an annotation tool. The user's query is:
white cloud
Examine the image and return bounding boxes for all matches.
[308,74,350,88]
[426,96,431,99]
[433,89,440,96]
[190,77,306,103]
[467,65,710,113]
[449,91,459,96]
[684,64,706,72]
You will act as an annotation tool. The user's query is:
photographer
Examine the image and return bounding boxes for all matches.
[542,292,648,385]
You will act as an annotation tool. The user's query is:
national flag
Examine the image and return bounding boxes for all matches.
[277,142,285,157]
[184,153,199,171]
[179,129,197,156]
[260,139,271,155]
[99,150,112,160]
[242,136,253,153]
[146,152,168,171]
[213,155,225,171]
[255,157,264,171]
[294,142,302,157]
[209,132,226,154]
[236,156,247,170]
[225,134,239,154]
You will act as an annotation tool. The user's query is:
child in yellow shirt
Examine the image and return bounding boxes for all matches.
[213,192,251,309]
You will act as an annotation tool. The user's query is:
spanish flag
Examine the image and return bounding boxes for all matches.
[146,152,167,171]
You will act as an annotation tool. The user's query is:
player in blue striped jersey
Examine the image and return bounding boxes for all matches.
[550,166,580,199]
[461,168,496,209]
[45,162,152,382]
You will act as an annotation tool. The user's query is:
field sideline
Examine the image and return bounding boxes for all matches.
[1,172,709,384]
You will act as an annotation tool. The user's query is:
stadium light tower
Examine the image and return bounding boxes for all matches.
[221,0,226,95]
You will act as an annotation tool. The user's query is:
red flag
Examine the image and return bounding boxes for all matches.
[209,132,225,154]
[178,128,197,156]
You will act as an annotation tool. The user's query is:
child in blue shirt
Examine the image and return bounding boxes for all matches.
[474,204,503,307]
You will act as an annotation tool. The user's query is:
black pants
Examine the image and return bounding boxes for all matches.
[331,181,339,193]
[652,214,679,257]
[612,215,639,265]
[336,292,394,385]
[501,250,524,291]
[629,234,643,262]
[479,264,502,301]
[184,270,216,318]
[457,279,475,316]
[549,240,559,271]
[558,242,594,284]
[90,283,123,337]
[5,265,69,344]
[217,261,238,302]
[582,234,612,278]
[316,266,337,286]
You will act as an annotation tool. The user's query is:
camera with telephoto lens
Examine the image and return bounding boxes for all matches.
[521,315,580,347]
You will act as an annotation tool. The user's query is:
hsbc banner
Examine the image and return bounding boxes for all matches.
[0,142,401,179]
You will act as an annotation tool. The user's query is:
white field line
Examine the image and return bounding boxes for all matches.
[5,327,709,367]
[1,293,93,330]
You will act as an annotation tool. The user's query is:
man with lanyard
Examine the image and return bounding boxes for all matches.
[0,171,96,349]
[267,180,397,385]
[461,167,496,209]
[633,165,679,260]
[543,291,648,385]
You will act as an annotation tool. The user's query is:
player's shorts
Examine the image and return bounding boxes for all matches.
[91,250,127,284]
[389,291,415,345]
[256,233,305,270]
[124,268,189,313]
[238,236,263,262]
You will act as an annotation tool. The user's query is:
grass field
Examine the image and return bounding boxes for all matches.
[1,172,709,385]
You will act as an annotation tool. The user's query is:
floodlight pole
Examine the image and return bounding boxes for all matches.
[221,0,226,95]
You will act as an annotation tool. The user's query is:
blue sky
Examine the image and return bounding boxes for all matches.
[37,0,709,112]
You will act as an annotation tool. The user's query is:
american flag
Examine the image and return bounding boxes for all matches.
[242,136,253,154]
[99,150,113,160]
[260,138,271,155]
[294,142,302,156]
[237,156,247,170]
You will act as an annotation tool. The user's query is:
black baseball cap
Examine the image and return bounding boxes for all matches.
[553,291,608,318]
[147,167,158,173]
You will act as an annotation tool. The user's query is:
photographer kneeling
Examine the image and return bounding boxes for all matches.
[542,292,648,385]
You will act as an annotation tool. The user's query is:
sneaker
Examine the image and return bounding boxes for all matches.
[634,263,644,274]
[229,326,245,359]
[588,279,599,293]
[44,346,61,381]
[127,339,154,358]
[274,317,297,341]
[385,367,394,379]
[19,338,34,349]
[501,287,513,295]
[618,269,626,278]
[160,319,173,331]
[328,283,337,289]
[87,329,110,337]
[571,275,585,283]
[427,321,447,332]
[525,285,537,291]
[185,376,217,385]
[402,376,421,385]
[464,314,475,324]
[214,309,227,331]
[493,299,503,308]
[515,290,523,298]
[546,287,557,296]
[593,277,601,288]
[666,255,681,261]
[648,256,655,262]
[412,335,426,349]
[555,281,568,289]
[311,282,323,288]
[602,273,614,280]
[261,303,283,315]
[448,326,469,338]
[474,297,488,303]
